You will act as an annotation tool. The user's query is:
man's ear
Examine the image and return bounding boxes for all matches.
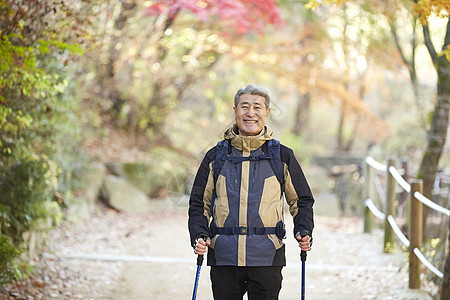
[266,107,270,116]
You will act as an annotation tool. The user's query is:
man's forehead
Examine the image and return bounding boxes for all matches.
[238,94,265,104]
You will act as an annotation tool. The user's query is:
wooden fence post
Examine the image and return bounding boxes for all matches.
[409,180,423,289]
[384,158,396,253]
[363,159,374,233]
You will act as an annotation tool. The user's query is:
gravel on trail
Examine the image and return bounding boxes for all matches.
[0,198,437,300]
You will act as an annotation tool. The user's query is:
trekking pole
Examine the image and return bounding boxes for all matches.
[300,230,309,300]
[192,237,206,300]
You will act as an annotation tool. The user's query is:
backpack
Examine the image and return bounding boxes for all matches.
[209,139,286,239]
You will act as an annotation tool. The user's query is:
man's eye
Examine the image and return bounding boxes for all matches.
[242,105,249,109]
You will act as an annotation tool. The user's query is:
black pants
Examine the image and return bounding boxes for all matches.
[210,266,283,300]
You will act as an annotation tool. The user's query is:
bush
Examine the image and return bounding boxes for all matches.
[0,235,20,286]
[0,159,49,246]
[0,0,91,288]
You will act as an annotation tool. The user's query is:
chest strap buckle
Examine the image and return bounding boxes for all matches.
[239,226,248,235]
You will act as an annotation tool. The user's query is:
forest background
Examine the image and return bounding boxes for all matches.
[0,0,449,298]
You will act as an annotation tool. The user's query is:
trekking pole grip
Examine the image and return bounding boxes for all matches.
[196,236,207,266]
[300,229,309,262]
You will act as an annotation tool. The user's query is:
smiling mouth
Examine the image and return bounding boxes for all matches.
[244,120,257,124]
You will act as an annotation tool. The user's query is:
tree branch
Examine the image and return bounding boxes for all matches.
[423,23,438,64]
[391,23,411,68]
[444,16,450,50]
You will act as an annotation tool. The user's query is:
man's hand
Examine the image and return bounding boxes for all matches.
[296,235,312,252]
[194,237,211,255]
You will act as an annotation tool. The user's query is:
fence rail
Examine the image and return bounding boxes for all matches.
[386,215,410,247]
[364,198,385,219]
[363,156,448,287]
[389,166,411,193]
[413,248,444,278]
[366,156,387,171]
[414,192,450,216]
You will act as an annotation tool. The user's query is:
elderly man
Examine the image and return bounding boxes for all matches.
[188,84,314,300]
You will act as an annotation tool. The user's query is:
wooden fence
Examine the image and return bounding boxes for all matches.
[363,156,449,289]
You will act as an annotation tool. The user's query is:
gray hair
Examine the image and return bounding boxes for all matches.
[234,84,270,109]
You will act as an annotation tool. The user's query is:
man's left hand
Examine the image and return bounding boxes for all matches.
[296,235,312,251]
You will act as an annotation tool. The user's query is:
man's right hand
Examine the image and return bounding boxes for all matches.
[194,237,211,255]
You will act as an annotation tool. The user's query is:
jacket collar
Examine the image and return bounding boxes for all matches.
[223,124,273,152]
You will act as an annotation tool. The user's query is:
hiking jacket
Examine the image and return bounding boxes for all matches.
[188,125,314,267]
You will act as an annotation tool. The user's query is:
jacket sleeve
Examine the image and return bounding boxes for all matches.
[280,145,315,238]
[188,147,216,248]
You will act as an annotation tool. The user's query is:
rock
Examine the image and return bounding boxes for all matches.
[99,175,151,213]
[66,162,107,220]
[106,162,168,198]
[105,162,124,177]
[121,162,153,196]
[84,162,107,205]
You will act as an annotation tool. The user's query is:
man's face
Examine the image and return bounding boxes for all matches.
[234,94,270,136]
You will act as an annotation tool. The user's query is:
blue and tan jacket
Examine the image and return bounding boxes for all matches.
[188,125,314,267]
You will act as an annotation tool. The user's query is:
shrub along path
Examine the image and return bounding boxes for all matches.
[0,194,435,299]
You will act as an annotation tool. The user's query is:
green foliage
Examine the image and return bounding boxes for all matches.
[0,235,21,286]
[0,0,90,287]
[0,31,80,153]
[0,159,51,245]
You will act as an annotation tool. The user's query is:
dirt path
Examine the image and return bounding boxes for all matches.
[106,209,433,300]
[0,195,435,300]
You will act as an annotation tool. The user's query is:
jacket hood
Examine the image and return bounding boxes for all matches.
[223,124,273,152]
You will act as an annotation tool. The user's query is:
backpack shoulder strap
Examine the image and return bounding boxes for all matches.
[267,139,285,187]
[210,139,228,226]
[267,139,286,238]
[213,139,228,186]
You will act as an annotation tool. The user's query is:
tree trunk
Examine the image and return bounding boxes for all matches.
[418,17,450,300]
[418,26,450,207]
[103,1,137,113]
[438,49,450,298]
[391,18,428,132]
[293,92,311,136]
[337,100,347,152]
[144,10,180,138]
